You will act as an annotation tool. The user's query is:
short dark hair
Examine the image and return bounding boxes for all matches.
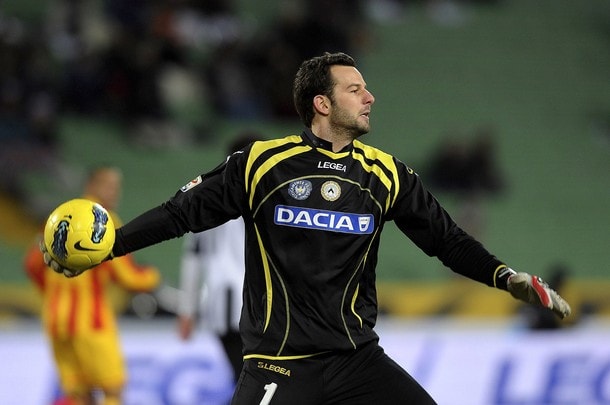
[293,52,356,128]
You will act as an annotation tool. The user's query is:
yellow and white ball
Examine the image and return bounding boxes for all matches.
[43,198,115,271]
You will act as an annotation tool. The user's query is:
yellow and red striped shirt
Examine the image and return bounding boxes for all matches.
[24,212,160,338]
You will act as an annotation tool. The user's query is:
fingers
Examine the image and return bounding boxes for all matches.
[63,268,83,278]
[549,290,571,319]
[508,272,571,320]
[43,252,64,274]
[529,275,553,309]
[531,275,571,319]
[40,241,81,277]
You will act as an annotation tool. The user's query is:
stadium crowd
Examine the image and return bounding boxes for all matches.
[0,0,372,216]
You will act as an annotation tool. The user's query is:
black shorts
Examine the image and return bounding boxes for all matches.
[230,341,437,405]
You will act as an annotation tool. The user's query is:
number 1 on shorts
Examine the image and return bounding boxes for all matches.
[259,382,278,405]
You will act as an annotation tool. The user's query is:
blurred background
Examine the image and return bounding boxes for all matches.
[0,0,609,404]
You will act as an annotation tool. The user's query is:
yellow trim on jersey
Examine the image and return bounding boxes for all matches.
[252,181,291,218]
[350,284,363,328]
[251,171,387,218]
[351,141,400,212]
[493,264,509,288]
[324,175,386,213]
[341,276,357,349]
[316,148,350,159]
[248,146,312,209]
[341,228,379,348]
[243,351,331,361]
[254,222,292,356]
[254,225,273,332]
[268,258,291,356]
[245,135,302,189]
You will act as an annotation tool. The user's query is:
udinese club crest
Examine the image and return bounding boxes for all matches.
[321,181,341,201]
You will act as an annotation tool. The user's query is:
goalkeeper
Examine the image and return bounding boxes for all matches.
[44,52,570,404]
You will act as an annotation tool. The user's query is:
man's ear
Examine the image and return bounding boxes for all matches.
[313,95,330,116]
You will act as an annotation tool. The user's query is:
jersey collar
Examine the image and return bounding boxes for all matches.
[302,129,353,152]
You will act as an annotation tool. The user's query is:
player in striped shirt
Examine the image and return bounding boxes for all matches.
[26,166,160,405]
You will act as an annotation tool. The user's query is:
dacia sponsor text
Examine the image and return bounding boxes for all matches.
[274,205,373,234]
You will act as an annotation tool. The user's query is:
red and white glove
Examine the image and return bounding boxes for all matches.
[507,271,571,319]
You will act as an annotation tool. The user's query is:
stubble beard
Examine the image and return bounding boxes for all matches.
[330,109,370,141]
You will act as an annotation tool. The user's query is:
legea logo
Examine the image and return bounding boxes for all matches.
[274,205,373,234]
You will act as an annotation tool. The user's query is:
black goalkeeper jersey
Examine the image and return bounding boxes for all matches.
[114,130,506,359]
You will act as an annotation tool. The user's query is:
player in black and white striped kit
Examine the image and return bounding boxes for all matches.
[177,218,245,383]
[177,134,260,385]
[45,52,571,404]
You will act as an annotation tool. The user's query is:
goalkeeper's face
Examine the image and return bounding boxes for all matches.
[327,65,375,138]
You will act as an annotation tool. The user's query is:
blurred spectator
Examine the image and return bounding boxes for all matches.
[48,0,203,148]
[6,0,374,138]
[366,0,499,26]
[99,4,197,148]
[426,126,505,195]
[5,0,371,150]
[301,0,371,57]
[0,14,77,218]
[424,125,506,239]
[204,39,268,120]
[258,0,371,118]
[469,126,505,192]
[206,0,372,120]
[425,131,471,193]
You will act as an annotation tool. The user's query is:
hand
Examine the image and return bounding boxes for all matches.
[177,315,195,341]
[39,241,87,278]
[507,272,571,319]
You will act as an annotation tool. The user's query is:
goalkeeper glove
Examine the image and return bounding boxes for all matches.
[39,241,87,278]
[507,271,571,319]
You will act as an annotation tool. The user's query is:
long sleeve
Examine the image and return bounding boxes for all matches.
[390,160,506,288]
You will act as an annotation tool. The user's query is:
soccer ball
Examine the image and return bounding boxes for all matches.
[43,198,115,272]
